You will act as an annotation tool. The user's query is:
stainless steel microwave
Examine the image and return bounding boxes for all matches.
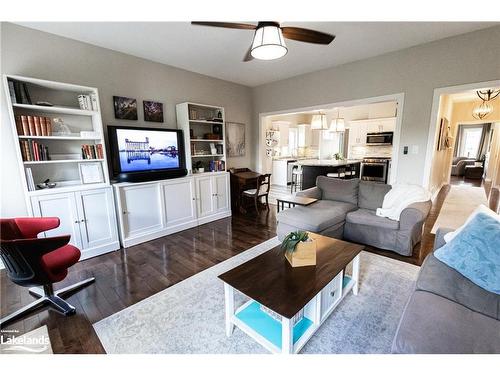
[366,132,393,145]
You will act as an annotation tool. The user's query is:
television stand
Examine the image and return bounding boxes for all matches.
[115,168,188,183]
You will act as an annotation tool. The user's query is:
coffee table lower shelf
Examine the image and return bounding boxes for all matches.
[224,264,359,354]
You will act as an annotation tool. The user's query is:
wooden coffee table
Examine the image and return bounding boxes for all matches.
[218,233,364,354]
[276,195,318,212]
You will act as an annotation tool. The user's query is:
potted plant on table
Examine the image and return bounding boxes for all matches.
[281,231,316,267]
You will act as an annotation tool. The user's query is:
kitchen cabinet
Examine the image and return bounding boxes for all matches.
[347,122,368,146]
[31,187,119,259]
[272,159,289,186]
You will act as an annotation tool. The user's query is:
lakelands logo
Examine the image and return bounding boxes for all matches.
[1,335,50,353]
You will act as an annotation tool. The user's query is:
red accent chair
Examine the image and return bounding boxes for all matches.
[0,217,95,326]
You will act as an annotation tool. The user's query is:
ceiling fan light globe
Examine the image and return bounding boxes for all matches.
[250,26,288,60]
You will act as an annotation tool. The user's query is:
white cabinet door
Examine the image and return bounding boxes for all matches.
[30,193,83,248]
[162,178,197,228]
[367,123,381,133]
[272,160,288,186]
[195,175,215,218]
[381,118,396,132]
[120,183,163,239]
[76,188,118,251]
[213,173,230,213]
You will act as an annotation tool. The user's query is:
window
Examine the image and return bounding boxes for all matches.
[458,126,483,158]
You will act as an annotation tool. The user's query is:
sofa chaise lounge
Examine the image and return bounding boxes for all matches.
[276,177,431,256]
[391,228,500,353]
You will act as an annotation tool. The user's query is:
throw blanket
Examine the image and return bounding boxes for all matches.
[376,184,431,221]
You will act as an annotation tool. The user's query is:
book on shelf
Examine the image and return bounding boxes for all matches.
[16,115,52,136]
[25,168,35,191]
[8,80,32,104]
[208,160,225,172]
[20,140,50,161]
[78,94,97,111]
[8,80,17,104]
[81,144,104,160]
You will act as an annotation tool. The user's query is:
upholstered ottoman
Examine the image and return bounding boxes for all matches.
[464,165,484,179]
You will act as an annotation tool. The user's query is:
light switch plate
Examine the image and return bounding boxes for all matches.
[411,145,419,154]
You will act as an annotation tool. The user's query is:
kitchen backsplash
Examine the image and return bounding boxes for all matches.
[349,145,393,159]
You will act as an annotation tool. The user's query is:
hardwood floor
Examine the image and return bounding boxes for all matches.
[0,185,449,353]
[0,209,277,354]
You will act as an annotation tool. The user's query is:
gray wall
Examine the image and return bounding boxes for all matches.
[251,26,500,185]
[0,23,253,217]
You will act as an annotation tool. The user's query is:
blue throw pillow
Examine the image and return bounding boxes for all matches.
[434,212,500,295]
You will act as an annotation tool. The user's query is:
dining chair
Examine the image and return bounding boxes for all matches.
[242,173,271,214]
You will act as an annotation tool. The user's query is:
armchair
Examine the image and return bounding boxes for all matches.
[0,217,95,326]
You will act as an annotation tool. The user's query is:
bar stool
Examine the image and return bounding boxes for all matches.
[290,165,303,193]
[343,165,355,179]
[327,167,345,179]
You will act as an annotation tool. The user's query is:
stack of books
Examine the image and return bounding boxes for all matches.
[81,144,104,160]
[24,168,35,191]
[16,115,52,136]
[20,140,50,161]
[7,79,31,104]
[209,160,225,172]
[78,94,98,111]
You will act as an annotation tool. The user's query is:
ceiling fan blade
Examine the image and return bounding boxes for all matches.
[281,27,335,45]
[243,45,254,62]
[191,22,257,30]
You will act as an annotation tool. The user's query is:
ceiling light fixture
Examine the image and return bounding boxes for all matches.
[311,112,328,130]
[476,89,500,102]
[329,109,345,133]
[472,100,493,120]
[250,22,288,60]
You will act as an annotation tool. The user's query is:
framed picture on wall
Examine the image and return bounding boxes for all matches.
[143,100,164,122]
[226,122,245,157]
[113,96,138,120]
[437,117,449,151]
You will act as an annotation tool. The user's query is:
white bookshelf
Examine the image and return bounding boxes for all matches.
[3,74,119,260]
[176,102,226,174]
[3,74,111,195]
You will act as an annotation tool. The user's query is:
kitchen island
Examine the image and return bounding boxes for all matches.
[295,159,362,189]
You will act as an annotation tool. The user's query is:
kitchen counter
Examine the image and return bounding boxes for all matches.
[296,159,362,189]
[295,159,362,167]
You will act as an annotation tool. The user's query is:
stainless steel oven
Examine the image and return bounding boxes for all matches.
[361,158,390,183]
[366,132,393,145]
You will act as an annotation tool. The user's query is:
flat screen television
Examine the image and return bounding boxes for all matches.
[108,125,187,182]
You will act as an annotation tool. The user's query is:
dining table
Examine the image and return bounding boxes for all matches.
[229,170,262,213]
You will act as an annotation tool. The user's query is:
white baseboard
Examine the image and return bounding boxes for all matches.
[431,182,446,201]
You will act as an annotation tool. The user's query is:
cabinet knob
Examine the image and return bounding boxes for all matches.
[123,211,128,215]
[74,220,79,224]
[330,291,335,297]
[80,219,86,223]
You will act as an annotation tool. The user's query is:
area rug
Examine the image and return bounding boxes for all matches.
[93,237,419,354]
[431,185,487,233]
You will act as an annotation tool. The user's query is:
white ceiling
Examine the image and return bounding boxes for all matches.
[18,22,497,87]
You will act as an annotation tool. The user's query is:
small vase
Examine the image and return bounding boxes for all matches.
[285,239,317,267]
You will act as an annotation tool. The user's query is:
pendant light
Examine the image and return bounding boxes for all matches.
[329,108,345,133]
[472,100,493,120]
[251,23,288,60]
[311,112,328,130]
[472,88,499,120]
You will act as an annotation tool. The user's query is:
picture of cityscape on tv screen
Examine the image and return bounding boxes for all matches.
[116,128,180,172]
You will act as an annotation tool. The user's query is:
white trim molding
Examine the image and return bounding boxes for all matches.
[422,79,500,189]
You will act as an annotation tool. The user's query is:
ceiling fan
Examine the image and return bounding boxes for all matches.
[191,21,335,61]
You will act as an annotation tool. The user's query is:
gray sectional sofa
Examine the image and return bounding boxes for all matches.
[451,156,475,176]
[392,228,500,353]
[277,177,431,256]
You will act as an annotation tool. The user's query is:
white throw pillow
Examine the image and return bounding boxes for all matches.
[443,204,500,243]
